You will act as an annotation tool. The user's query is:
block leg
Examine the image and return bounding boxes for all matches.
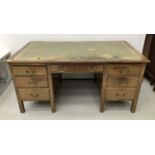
[51,100,56,113]
[48,73,56,113]
[18,100,25,113]
[100,73,107,112]
[130,100,137,113]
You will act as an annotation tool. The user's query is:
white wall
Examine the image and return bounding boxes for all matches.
[0,34,146,54]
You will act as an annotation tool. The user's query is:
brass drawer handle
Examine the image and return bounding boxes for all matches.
[30,93,39,97]
[26,70,36,74]
[28,81,37,85]
[116,93,126,97]
[119,68,129,74]
[122,93,126,96]
[26,70,30,74]
[89,66,97,70]
[119,78,128,87]
[116,93,119,96]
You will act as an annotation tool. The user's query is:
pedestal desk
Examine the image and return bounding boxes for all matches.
[7,41,150,113]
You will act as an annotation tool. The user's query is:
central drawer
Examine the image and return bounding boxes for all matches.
[50,64,104,73]
[15,76,48,88]
[18,88,50,101]
[105,88,136,100]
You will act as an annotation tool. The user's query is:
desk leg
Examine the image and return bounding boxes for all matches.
[18,100,25,113]
[131,65,145,113]
[48,74,56,113]
[131,85,140,113]
[131,85,141,113]
[100,73,107,112]
[131,76,143,113]
[10,65,25,113]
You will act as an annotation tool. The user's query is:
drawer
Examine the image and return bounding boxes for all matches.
[105,88,136,100]
[50,64,104,73]
[107,75,139,88]
[15,76,48,88]
[12,66,47,75]
[106,64,141,75]
[18,88,50,101]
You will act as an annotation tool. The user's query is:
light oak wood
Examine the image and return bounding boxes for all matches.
[15,76,48,87]
[50,64,104,73]
[107,64,141,75]
[47,66,56,112]
[105,88,136,100]
[12,66,47,75]
[9,64,25,113]
[107,75,139,88]
[100,72,107,112]
[130,65,146,113]
[18,88,50,101]
[7,41,150,113]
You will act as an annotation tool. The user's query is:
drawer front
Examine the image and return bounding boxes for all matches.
[107,64,141,75]
[13,66,47,75]
[107,75,139,88]
[50,64,104,73]
[105,88,136,100]
[15,76,48,88]
[18,88,50,101]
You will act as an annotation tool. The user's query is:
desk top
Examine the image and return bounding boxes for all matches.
[8,41,149,64]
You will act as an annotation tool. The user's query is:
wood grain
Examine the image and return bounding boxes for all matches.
[7,41,149,113]
[18,88,50,101]
[12,66,47,75]
[15,76,48,87]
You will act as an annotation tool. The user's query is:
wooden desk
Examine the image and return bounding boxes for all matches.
[7,41,149,113]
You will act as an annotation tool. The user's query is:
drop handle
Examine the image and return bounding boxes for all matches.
[30,93,39,97]
[122,93,126,96]
[116,93,119,96]
[26,70,36,74]
[119,78,128,86]
[120,68,129,74]
[28,81,37,85]
[116,93,126,96]
[90,67,97,70]
[26,70,30,74]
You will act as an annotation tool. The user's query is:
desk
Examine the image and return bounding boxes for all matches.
[7,41,149,113]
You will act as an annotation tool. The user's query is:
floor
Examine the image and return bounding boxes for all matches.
[0,79,155,120]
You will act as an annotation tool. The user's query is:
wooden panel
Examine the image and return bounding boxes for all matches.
[107,64,141,75]
[18,88,50,101]
[107,75,139,88]
[15,76,48,88]
[50,64,104,73]
[105,88,136,100]
[13,66,47,75]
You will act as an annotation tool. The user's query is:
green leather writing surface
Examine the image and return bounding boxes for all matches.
[14,41,148,62]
